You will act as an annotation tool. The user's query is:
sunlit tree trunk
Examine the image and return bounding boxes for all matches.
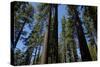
[39,5,52,64]
[40,31,48,64]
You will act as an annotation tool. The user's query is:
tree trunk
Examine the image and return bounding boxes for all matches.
[45,5,52,64]
[74,9,92,61]
[41,4,58,63]
[40,31,48,64]
[53,4,58,63]
[14,20,26,49]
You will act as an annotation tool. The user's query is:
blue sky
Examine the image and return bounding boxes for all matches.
[58,5,66,37]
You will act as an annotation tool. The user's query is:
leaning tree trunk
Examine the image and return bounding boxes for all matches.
[12,18,27,65]
[14,20,26,49]
[74,9,92,61]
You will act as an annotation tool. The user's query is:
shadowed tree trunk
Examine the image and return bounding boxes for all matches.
[74,8,92,61]
[53,4,58,63]
[14,19,26,49]
[47,4,58,63]
[46,5,52,63]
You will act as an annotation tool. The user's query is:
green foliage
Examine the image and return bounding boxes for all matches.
[14,2,34,42]
[14,49,26,65]
[88,44,97,61]
[61,15,78,62]
[13,2,34,65]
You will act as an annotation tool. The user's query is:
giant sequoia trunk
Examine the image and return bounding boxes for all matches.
[49,4,58,63]
[74,9,92,61]
[40,5,52,64]
[45,4,58,63]
[53,4,58,63]
[40,31,48,64]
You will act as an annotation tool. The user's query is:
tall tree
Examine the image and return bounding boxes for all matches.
[61,16,78,62]
[45,4,59,63]
[37,4,58,63]
[11,1,34,65]
[36,4,52,63]
[67,6,92,61]
[53,4,58,63]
